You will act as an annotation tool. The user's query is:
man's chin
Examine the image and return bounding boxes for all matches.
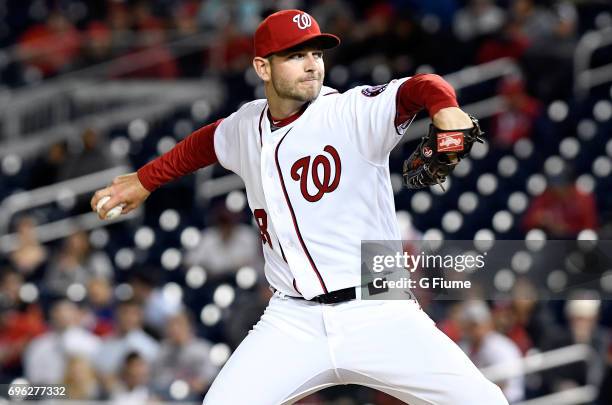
[301,85,322,101]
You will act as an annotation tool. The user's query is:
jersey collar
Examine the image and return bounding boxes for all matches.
[267,101,310,130]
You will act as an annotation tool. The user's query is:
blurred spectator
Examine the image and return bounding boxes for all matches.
[107,2,133,50]
[207,23,253,73]
[476,21,530,64]
[84,277,116,337]
[78,21,114,68]
[453,0,506,43]
[310,0,353,32]
[511,0,577,100]
[504,278,557,352]
[59,128,114,180]
[437,302,465,343]
[185,206,260,282]
[63,355,102,400]
[111,352,158,404]
[152,311,218,399]
[45,230,112,297]
[598,342,612,405]
[112,20,178,79]
[224,282,273,348]
[492,302,533,355]
[522,172,598,238]
[28,141,68,189]
[0,269,46,380]
[9,215,48,279]
[198,0,231,31]
[492,76,541,148]
[172,1,204,77]
[132,1,164,31]
[510,0,576,47]
[24,299,101,384]
[95,299,159,390]
[129,270,182,336]
[16,11,81,77]
[541,297,608,393]
[459,301,524,403]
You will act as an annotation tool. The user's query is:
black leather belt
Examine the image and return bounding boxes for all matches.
[309,286,356,304]
[273,279,389,304]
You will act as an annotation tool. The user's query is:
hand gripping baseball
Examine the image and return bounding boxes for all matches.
[90,172,150,220]
[403,114,484,190]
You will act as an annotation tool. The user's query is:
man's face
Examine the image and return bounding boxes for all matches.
[268,46,325,102]
[117,303,143,333]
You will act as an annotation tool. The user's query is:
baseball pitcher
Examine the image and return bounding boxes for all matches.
[91,9,506,405]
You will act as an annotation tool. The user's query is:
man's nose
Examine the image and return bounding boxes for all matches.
[303,53,317,71]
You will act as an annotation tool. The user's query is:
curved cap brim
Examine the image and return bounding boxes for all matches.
[266,33,341,57]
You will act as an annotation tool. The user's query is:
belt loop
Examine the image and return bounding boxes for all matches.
[270,286,288,300]
[355,286,361,300]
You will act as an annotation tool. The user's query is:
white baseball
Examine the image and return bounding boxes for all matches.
[96,196,123,220]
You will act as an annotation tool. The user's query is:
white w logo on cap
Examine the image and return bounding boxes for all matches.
[292,13,312,30]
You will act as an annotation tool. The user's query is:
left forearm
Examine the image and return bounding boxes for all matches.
[432,107,474,130]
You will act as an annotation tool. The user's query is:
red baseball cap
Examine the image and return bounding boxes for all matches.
[254,10,340,58]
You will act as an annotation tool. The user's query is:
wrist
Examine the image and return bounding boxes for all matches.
[432,107,473,130]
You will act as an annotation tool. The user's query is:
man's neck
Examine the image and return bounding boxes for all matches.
[267,102,310,130]
[267,99,307,120]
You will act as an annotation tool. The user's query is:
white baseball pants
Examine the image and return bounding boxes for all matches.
[203,293,509,405]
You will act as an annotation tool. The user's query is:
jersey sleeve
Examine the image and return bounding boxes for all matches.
[137,119,221,192]
[213,109,244,176]
[337,73,459,165]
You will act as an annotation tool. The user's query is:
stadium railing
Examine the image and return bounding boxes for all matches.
[481,343,599,405]
[574,26,612,98]
[0,166,139,247]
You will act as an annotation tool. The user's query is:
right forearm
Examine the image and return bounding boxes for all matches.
[137,119,222,192]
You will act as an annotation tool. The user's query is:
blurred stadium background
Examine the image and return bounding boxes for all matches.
[0,0,611,404]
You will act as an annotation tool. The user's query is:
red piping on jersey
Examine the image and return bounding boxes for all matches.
[278,242,288,263]
[274,128,329,294]
[258,105,266,147]
[267,102,309,128]
[293,279,302,295]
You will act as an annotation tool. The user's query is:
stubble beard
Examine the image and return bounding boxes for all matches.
[272,74,323,102]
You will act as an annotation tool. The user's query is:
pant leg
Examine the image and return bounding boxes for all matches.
[203,295,340,405]
[333,299,509,405]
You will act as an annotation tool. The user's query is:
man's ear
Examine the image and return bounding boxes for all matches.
[252,57,271,82]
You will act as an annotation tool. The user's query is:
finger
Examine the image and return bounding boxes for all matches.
[98,194,124,220]
[122,204,135,215]
[91,188,112,212]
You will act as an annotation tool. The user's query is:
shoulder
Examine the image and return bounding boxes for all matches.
[231,99,267,120]
[217,99,266,133]
[322,78,411,105]
[354,78,411,97]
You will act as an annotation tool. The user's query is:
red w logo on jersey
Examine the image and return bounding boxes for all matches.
[290,145,341,202]
[437,132,464,152]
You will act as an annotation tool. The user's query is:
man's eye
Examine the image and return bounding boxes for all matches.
[290,53,304,59]
[313,52,323,59]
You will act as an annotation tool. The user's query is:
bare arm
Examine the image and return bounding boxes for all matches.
[90,119,221,220]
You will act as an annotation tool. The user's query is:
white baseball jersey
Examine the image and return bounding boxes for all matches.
[214,78,413,299]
